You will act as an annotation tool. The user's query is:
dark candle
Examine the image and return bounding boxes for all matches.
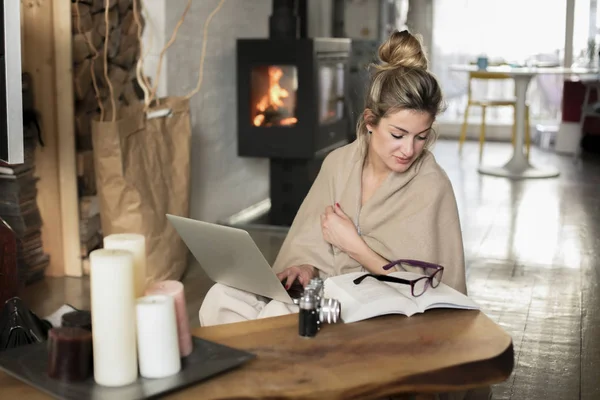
[61,310,92,331]
[47,327,93,382]
[0,217,18,307]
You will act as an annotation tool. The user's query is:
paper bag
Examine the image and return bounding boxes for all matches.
[86,0,224,282]
[91,97,191,283]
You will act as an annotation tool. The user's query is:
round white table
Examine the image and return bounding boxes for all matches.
[450,65,599,179]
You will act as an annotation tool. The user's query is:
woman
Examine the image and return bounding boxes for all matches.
[199,29,467,326]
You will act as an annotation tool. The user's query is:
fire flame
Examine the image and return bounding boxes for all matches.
[253,66,297,127]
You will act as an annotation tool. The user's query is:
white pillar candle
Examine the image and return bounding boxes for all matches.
[103,233,147,297]
[89,249,138,387]
[136,295,181,379]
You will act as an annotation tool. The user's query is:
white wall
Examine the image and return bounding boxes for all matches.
[343,0,409,41]
[344,0,380,40]
[406,0,433,57]
[140,0,167,98]
[308,0,333,37]
[164,0,272,223]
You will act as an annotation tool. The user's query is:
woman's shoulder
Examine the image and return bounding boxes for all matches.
[321,139,362,171]
[414,151,454,190]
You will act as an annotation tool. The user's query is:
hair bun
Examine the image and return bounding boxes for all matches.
[377,30,428,70]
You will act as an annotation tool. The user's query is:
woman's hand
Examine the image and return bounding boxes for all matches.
[276,264,317,288]
[321,203,364,254]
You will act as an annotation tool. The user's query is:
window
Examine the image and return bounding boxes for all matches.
[431,0,596,125]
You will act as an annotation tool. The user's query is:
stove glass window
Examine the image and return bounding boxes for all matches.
[250,65,298,127]
[318,62,345,124]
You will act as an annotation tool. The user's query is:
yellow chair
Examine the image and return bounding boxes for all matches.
[458,71,531,162]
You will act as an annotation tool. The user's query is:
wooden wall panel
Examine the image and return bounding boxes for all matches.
[20,0,81,277]
[54,0,82,277]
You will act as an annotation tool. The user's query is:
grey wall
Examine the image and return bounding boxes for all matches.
[161,0,389,222]
[165,0,271,223]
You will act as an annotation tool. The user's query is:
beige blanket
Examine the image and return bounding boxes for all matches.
[272,138,467,295]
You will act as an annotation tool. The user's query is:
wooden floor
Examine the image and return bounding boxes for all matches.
[21,139,600,399]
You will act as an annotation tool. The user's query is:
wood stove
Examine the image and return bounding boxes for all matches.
[237,1,352,226]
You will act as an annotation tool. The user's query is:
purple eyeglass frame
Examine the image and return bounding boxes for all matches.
[352,259,444,297]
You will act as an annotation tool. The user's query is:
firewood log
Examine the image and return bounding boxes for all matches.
[76,151,96,195]
[107,28,121,59]
[90,50,105,83]
[80,233,102,258]
[92,7,119,38]
[71,3,93,34]
[118,0,132,15]
[119,31,139,55]
[72,30,102,63]
[75,111,93,138]
[111,45,138,70]
[90,0,118,14]
[79,196,100,220]
[79,215,101,242]
[73,59,92,101]
[122,79,142,106]
[101,97,126,122]
[96,62,127,92]
[79,86,108,114]
[120,10,138,37]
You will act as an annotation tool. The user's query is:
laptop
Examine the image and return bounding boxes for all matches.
[166,214,303,305]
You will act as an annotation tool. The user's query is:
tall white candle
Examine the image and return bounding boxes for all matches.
[103,233,147,297]
[136,295,181,378]
[89,249,138,387]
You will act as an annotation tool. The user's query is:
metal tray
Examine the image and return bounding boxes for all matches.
[0,336,254,400]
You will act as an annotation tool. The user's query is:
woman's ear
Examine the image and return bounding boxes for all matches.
[363,109,377,132]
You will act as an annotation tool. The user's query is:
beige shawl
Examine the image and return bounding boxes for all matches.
[272,138,467,295]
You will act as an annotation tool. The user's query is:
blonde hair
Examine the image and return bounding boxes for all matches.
[357,30,444,149]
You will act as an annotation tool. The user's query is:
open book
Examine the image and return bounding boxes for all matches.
[324,271,480,323]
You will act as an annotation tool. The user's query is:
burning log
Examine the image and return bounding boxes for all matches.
[251,66,298,127]
[254,107,297,127]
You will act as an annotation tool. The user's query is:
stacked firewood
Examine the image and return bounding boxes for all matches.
[0,75,50,285]
[71,0,145,272]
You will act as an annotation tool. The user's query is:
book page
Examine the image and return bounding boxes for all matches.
[324,272,420,323]
[387,271,480,312]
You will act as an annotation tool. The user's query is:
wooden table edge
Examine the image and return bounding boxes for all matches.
[390,339,514,394]
[0,311,515,400]
[188,311,515,398]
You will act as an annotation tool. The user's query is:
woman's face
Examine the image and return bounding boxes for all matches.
[366,109,433,174]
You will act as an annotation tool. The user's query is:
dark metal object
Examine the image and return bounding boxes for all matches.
[298,279,341,337]
[0,297,49,352]
[298,289,319,338]
[236,38,351,159]
[269,0,299,39]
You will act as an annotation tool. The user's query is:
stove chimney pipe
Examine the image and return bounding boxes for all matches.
[269,0,299,39]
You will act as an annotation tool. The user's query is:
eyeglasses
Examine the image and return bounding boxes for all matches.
[352,259,444,297]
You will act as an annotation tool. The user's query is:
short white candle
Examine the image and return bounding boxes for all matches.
[90,249,138,387]
[145,280,193,357]
[103,233,147,297]
[136,295,181,379]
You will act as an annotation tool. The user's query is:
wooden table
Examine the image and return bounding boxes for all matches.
[0,310,513,399]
